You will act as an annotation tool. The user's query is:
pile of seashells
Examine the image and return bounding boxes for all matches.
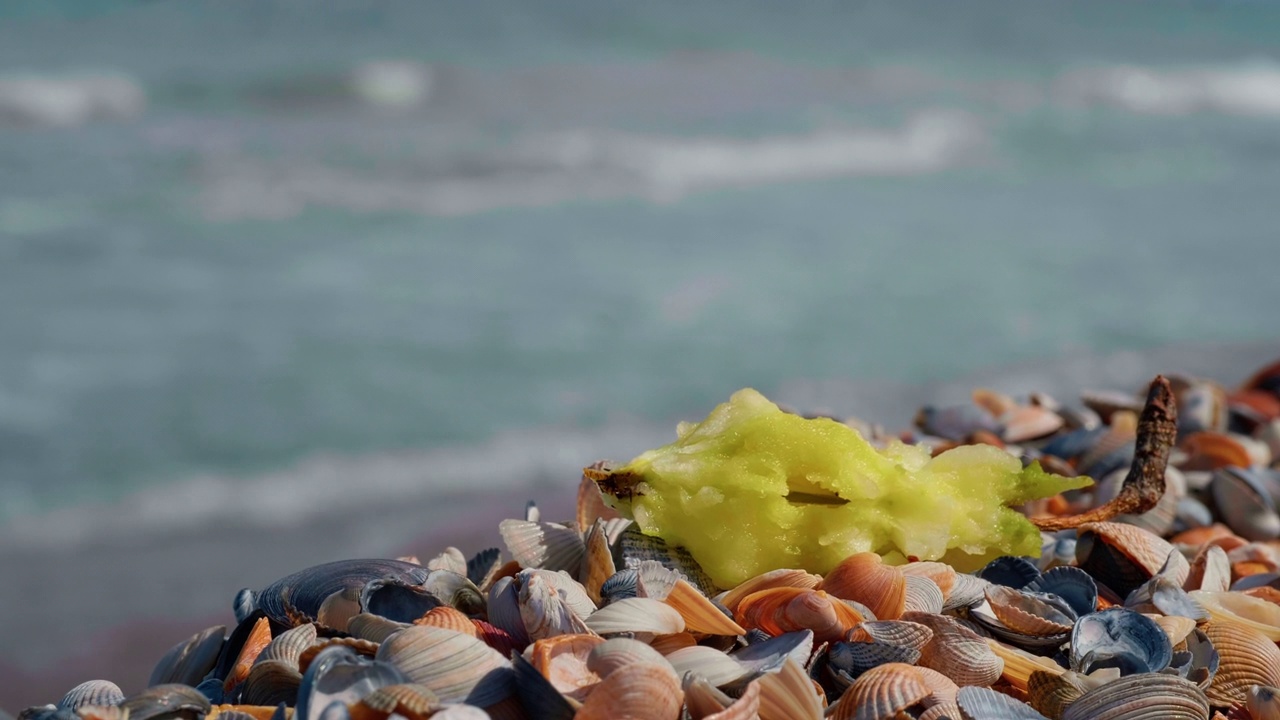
[16,359,1280,720]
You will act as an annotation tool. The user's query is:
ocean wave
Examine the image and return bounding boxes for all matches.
[196,109,988,220]
[1054,61,1280,118]
[0,72,145,128]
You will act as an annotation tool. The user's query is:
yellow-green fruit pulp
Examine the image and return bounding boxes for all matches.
[598,388,1093,588]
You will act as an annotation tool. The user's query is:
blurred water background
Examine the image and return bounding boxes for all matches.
[3,1,1280,548]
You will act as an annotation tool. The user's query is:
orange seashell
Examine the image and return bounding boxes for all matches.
[664,578,745,636]
[1230,389,1280,421]
[348,685,439,720]
[1209,534,1250,553]
[1235,561,1275,580]
[1179,431,1251,471]
[1185,544,1232,593]
[1243,586,1280,605]
[575,661,683,720]
[528,633,604,701]
[735,587,863,644]
[966,429,1006,448]
[1203,620,1280,707]
[1077,521,1189,597]
[1172,523,1238,548]
[821,553,906,620]
[719,568,822,614]
[900,562,956,601]
[413,606,479,637]
[223,617,272,695]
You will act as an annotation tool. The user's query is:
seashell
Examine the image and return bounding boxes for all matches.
[982,585,1074,636]
[586,637,671,679]
[584,597,684,636]
[1042,425,1109,463]
[830,620,932,679]
[902,611,1004,687]
[663,578,745,636]
[1191,590,1280,640]
[1202,621,1280,708]
[956,685,1050,719]
[257,559,429,630]
[1180,431,1251,472]
[498,518,585,577]
[411,570,487,619]
[577,470,623,533]
[1070,608,1172,676]
[120,685,212,720]
[427,547,468,576]
[1125,574,1207,619]
[1212,466,1280,541]
[1114,468,1183,536]
[574,661,682,720]
[1170,376,1229,437]
[149,625,226,688]
[58,682,124,711]
[718,569,822,614]
[1060,672,1209,720]
[755,657,824,720]
[374,626,513,708]
[240,660,302,707]
[518,571,593,641]
[902,575,945,615]
[1076,522,1189,597]
[1038,529,1079,571]
[1249,685,1280,720]
[527,633,603,701]
[234,589,258,625]
[614,525,718,596]
[516,568,597,619]
[206,707,285,720]
[599,570,638,605]
[1185,544,1232,593]
[648,632,698,656]
[466,548,502,592]
[683,673,761,720]
[299,638,381,675]
[485,577,530,649]
[423,705,490,719]
[634,560,681,601]
[1000,404,1065,444]
[735,588,862,644]
[986,638,1064,693]
[76,707,128,720]
[1169,627,1219,691]
[665,646,750,688]
[510,652,575,720]
[915,404,1000,442]
[348,683,440,720]
[944,573,993,612]
[1244,586,1280,604]
[1027,670,1088,720]
[1078,412,1136,479]
[901,561,956,601]
[578,518,616,606]
[828,662,931,720]
[471,620,518,659]
[413,607,479,637]
[257,623,318,669]
[1025,566,1097,617]
[821,553,906,620]
[846,620,934,656]
[1153,615,1197,647]
[918,702,964,720]
[728,630,814,678]
[224,617,273,695]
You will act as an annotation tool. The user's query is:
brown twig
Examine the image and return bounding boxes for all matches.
[1030,374,1177,531]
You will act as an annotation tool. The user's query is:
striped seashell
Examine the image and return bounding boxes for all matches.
[683,674,761,720]
[1191,590,1280,641]
[828,663,931,720]
[472,619,518,658]
[350,683,441,720]
[735,587,863,644]
[239,659,301,707]
[586,637,672,680]
[755,657,824,720]
[944,573,993,612]
[574,661,683,720]
[375,626,515,707]
[584,597,685,636]
[614,525,718,596]
[903,611,1004,687]
[256,622,318,669]
[958,685,1050,719]
[486,577,530,649]
[985,638,1064,692]
[499,519,586,577]
[718,569,822,614]
[346,614,408,645]
[427,547,468,576]
[579,517,616,606]
[58,682,125,711]
[665,646,750,688]
[1202,620,1280,707]
[648,631,698,655]
[1152,614,1197,647]
[1027,669,1088,720]
[918,701,965,720]
[413,606,479,637]
[1061,672,1208,720]
[901,561,956,601]
[903,575,945,615]
[518,571,594,641]
[223,617,273,695]
[821,553,907,620]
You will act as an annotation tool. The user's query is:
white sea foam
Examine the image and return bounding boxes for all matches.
[0,72,145,128]
[196,109,988,220]
[1055,61,1280,117]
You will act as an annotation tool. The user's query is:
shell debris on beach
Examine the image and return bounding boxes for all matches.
[16,359,1280,720]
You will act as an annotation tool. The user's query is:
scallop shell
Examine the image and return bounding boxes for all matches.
[586,637,672,680]
[755,657,824,720]
[1077,522,1189,597]
[485,577,530,649]
[903,575,945,615]
[518,571,594,641]
[427,547,468,576]
[574,661,682,720]
[1027,670,1088,720]
[718,569,822,613]
[57,682,124,711]
[350,683,441,720]
[584,597,685,636]
[735,588,863,644]
[1060,672,1209,720]
[498,519,585,577]
[902,611,1004,687]
[1153,615,1197,647]
[665,646,750,688]
[901,562,956,601]
[821,553,906,620]
[375,626,514,707]
[828,663,931,720]
[944,573,993,612]
[956,685,1050,719]
[986,638,1064,692]
[983,585,1074,637]
[614,525,718,597]
[257,622,319,668]
[1202,620,1280,707]
[240,659,302,707]
[414,606,479,637]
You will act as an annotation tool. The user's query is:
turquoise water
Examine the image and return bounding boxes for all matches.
[2,0,1280,524]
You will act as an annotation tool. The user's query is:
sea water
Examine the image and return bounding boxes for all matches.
[1,0,1279,534]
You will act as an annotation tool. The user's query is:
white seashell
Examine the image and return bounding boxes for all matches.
[585,598,686,636]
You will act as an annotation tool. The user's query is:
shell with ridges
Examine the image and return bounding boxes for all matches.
[903,575,945,615]
[957,685,1050,719]
[240,659,302,707]
[683,674,761,720]
[828,662,930,720]
[1076,522,1189,597]
[1060,672,1208,720]
[755,657,823,720]
[518,572,593,641]
[58,682,124,711]
[584,597,684,636]
[821,553,906,621]
[1185,545,1231,593]
[717,569,822,614]
[586,638,672,680]
[257,623,318,669]
[736,588,862,644]
[986,638,1064,692]
[578,518,616,607]
[1202,620,1280,707]
[574,661,682,720]
[374,626,514,707]
[498,519,585,577]
[901,562,956,601]
[1190,591,1280,641]
[526,633,602,701]
[665,646,749,688]
[413,607,478,637]
[903,611,1004,687]
[663,578,745,636]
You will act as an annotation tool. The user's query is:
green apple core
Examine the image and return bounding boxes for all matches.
[596,388,1093,588]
